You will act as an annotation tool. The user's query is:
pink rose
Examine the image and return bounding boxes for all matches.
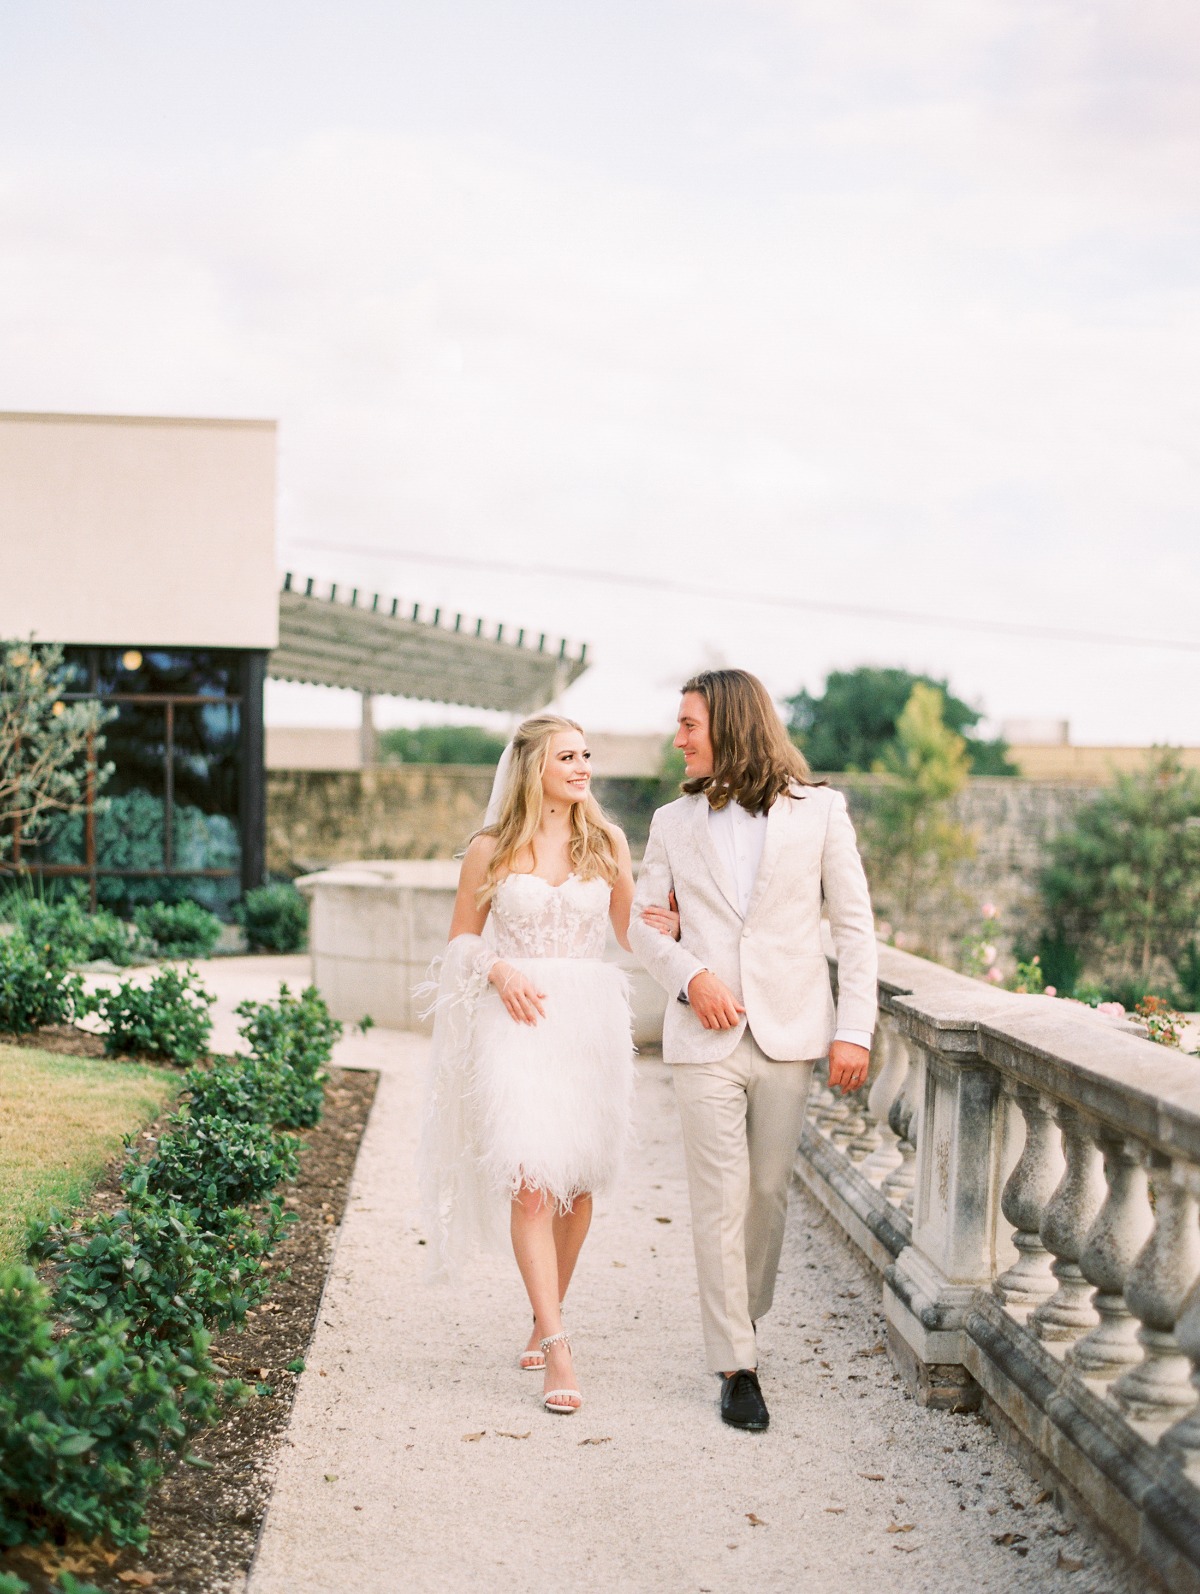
[985,967,1003,984]
[1043,986,1057,997]
[1098,1001,1126,1018]
[981,902,998,919]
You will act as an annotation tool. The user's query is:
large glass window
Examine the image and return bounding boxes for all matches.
[15,646,251,916]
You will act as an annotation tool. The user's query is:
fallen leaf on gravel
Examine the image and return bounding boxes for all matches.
[858,1472,885,1481]
[822,1506,845,1514]
[461,1432,486,1443]
[578,1436,612,1445]
[655,1217,671,1224]
[1033,1489,1052,1505]
[496,1431,531,1440]
[992,1532,1026,1547]
[853,1344,887,1358]
[324,1474,338,1482]
[886,1524,915,1534]
[819,1360,832,1369]
[986,1505,1001,1516]
[612,1261,626,1268]
[1056,1551,1084,1572]
[117,1574,156,1587]
[745,1513,767,1527]
[892,1543,920,1554]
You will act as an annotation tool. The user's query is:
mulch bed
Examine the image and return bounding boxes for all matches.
[0,1058,379,1594]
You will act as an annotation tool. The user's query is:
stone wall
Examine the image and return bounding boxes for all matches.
[266,767,1099,948]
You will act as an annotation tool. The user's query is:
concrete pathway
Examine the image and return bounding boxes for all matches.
[222,981,1139,1594]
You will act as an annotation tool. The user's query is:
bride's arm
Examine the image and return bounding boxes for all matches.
[609,827,635,951]
[447,835,494,939]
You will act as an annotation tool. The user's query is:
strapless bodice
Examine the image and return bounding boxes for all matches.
[490,872,610,960]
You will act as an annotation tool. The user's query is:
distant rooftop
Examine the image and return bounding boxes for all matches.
[272,574,589,713]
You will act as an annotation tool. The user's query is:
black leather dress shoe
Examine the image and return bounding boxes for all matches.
[720,1369,769,1431]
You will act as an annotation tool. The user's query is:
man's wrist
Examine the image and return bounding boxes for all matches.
[833,1028,872,1051]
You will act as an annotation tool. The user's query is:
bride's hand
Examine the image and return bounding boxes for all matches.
[640,890,681,942]
[490,961,548,1025]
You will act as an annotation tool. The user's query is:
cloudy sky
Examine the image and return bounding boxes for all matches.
[2,1,1198,743]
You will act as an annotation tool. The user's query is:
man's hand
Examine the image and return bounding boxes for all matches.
[828,1038,870,1094]
[687,970,745,1031]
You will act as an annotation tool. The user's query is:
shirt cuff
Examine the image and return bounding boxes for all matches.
[834,1028,873,1050]
[678,961,708,1003]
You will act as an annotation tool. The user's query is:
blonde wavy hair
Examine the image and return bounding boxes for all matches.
[476,715,620,905]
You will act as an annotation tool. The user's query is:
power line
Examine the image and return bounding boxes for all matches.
[287,538,1200,656]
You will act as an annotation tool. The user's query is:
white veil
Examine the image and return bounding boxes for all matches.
[416,735,516,1278]
[484,738,516,826]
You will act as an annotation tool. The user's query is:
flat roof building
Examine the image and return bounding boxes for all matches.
[1,411,587,911]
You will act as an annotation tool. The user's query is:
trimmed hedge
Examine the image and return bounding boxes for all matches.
[0,980,340,1553]
[132,900,222,960]
[235,882,307,953]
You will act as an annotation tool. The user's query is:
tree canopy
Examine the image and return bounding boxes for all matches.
[786,666,1015,775]
[378,724,508,765]
[1040,748,1200,988]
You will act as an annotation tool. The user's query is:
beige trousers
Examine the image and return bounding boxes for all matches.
[672,1030,815,1374]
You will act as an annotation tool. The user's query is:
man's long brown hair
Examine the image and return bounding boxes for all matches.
[680,668,822,814]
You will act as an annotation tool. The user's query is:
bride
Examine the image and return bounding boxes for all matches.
[420,715,638,1415]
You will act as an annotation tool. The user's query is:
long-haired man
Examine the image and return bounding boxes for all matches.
[630,669,877,1430]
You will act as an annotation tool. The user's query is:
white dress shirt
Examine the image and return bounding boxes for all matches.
[680,800,872,1051]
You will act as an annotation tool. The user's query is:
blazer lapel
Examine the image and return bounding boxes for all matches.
[743,792,790,923]
[691,796,742,917]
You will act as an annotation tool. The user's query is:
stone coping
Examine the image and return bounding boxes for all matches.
[871,943,1200,1163]
[295,858,461,891]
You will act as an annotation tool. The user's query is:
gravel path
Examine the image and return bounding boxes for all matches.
[240,1009,1138,1594]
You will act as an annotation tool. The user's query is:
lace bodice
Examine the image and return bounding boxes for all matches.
[490,872,611,960]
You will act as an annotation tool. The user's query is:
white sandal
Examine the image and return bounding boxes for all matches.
[540,1330,582,1415]
[519,1312,545,1371]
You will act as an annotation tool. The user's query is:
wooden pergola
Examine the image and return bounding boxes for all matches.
[271,575,590,734]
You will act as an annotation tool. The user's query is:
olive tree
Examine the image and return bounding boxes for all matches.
[0,640,112,862]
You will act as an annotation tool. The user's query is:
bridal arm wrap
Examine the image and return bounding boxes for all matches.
[416,933,507,1279]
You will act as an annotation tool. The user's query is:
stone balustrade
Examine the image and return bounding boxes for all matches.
[795,942,1200,1590]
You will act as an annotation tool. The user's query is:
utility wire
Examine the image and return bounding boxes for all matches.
[288,538,1200,656]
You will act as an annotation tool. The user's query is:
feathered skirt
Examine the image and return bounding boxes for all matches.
[470,957,634,1207]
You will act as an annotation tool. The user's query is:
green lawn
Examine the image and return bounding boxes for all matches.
[0,1042,179,1265]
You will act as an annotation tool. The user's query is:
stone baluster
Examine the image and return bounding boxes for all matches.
[994,1087,1065,1319]
[830,1085,868,1153]
[1030,1105,1107,1346]
[1067,1132,1155,1386]
[860,1024,910,1187]
[1109,1155,1200,1429]
[1160,1164,1200,1475]
[806,1060,838,1131]
[882,1050,922,1215]
[813,1065,852,1139]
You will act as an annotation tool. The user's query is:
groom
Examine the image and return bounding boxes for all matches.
[629,669,877,1431]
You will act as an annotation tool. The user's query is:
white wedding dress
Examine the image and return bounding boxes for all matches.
[419,871,634,1277]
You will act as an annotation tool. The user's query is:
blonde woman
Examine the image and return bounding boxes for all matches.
[420,715,636,1415]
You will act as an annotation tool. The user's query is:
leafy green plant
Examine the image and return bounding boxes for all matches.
[0,931,85,1034]
[1007,954,1047,995]
[0,1265,224,1550]
[235,983,340,1128]
[91,965,215,1064]
[1174,939,1200,1010]
[0,640,114,861]
[235,881,308,953]
[1041,749,1200,987]
[142,1114,299,1230]
[860,683,975,932]
[133,899,222,960]
[35,1186,274,1350]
